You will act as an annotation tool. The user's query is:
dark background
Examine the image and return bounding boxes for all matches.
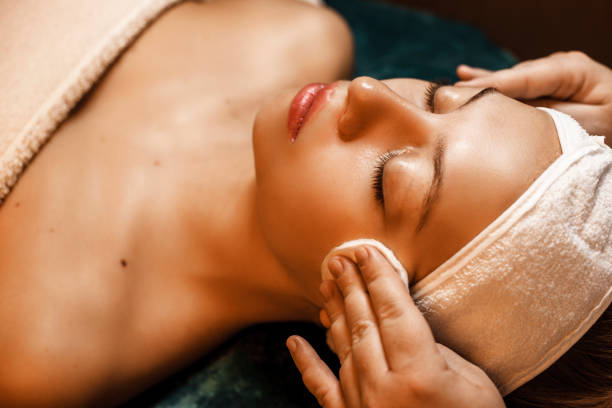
[384,0,612,67]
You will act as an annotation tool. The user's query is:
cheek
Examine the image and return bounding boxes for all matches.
[255,144,380,278]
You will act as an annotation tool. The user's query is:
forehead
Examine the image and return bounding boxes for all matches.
[410,97,560,279]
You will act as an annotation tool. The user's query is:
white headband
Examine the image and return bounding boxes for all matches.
[321,109,612,395]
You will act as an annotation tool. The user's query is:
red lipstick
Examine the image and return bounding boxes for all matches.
[288,83,327,142]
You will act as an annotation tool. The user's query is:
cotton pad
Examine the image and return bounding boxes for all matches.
[321,238,409,287]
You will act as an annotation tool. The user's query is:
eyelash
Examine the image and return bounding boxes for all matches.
[424,80,446,112]
[372,150,402,205]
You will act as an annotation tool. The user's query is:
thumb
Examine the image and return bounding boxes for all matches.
[436,343,506,408]
[287,336,346,408]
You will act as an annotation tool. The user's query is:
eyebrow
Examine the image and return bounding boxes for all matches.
[458,87,498,110]
[416,138,445,232]
[413,86,495,231]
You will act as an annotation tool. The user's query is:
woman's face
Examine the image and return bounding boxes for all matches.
[253,77,560,302]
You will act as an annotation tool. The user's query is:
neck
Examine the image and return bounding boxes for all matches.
[202,174,320,327]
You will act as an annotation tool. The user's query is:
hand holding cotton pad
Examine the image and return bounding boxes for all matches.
[321,238,409,288]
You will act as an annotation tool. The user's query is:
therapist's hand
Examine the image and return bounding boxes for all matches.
[456,51,612,144]
[286,246,505,408]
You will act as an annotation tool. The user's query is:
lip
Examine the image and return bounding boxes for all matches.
[288,83,336,142]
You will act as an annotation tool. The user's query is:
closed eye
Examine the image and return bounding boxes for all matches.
[371,81,448,207]
[424,81,445,113]
[372,149,404,206]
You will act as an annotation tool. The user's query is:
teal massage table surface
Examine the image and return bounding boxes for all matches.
[125,0,515,406]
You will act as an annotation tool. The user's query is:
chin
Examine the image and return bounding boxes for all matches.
[253,88,295,151]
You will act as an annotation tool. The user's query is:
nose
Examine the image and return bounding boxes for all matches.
[338,77,433,146]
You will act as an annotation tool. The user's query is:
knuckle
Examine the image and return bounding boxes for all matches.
[301,367,319,386]
[314,384,336,407]
[326,306,342,323]
[406,375,437,401]
[567,50,589,61]
[376,299,404,321]
[554,51,590,72]
[549,50,585,62]
[333,343,350,362]
[350,319,374,343]
[338,344,351,362]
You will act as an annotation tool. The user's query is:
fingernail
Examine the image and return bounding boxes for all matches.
[328,257,344,278]
[320,281,332,302]
[355,246,369,265]
[287,337,298,353]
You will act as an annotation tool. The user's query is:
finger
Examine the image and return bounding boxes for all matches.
[287,336,346,408]
[456,64,492,80]
[321,278,351,363]
[354,246,441,370]
[455,53,587,101]
[331,257,388,378]
[336,352,362,408]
